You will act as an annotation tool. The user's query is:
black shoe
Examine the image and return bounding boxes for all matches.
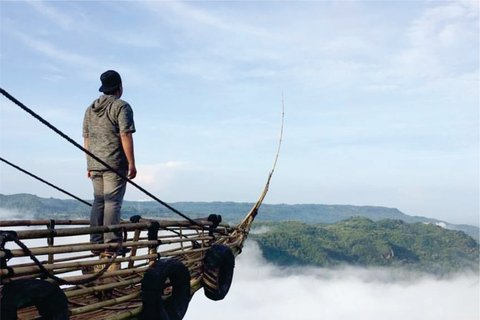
[91,249,102,255]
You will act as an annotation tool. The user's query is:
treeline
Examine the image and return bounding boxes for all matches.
[250,218,479,276]
[0,193,478,241]
[1,194,478,275]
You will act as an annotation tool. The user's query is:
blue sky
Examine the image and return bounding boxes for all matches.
[0,0,478,226]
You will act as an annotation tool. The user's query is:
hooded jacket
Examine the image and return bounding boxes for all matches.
[83,95,135,171]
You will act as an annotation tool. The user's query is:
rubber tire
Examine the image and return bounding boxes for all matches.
[0,279,69,320]
[141,259,191,320]
[203,244,235,301]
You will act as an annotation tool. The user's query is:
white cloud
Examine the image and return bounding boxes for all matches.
[143,1,278,40]
[186,242,479,320]
[1,1,478,225]
[0,208,36,221]
[133,161,191,191]
[12,30,97,69]
[435,222,448,229]
[250,225,271,235]
[395,0,478,81]
[27,1,75,30]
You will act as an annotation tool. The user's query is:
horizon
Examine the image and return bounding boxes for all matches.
[1,192,479,228]
[1,1,478,227]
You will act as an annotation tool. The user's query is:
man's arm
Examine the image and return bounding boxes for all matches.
[84,137,91,178]
[120,132,137,179]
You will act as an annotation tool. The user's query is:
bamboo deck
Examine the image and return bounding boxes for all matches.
[0,213,254,320]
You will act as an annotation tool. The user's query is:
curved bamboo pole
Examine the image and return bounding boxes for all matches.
[236,93,284,234]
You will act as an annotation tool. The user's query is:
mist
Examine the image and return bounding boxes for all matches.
[1,209,478,319]
[185,242,479,320]
[0,207,36,220]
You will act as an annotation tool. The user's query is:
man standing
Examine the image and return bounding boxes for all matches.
[83,70,136,246]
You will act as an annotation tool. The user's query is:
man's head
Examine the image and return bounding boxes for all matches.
[99,70,122,95]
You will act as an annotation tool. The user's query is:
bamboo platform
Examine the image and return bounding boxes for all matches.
[0,205,257,319]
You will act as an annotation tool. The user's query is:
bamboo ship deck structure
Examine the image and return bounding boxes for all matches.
[0,191,267,320]
[0,88,284,320]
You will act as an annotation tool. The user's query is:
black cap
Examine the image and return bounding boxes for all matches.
[99,70,122,93]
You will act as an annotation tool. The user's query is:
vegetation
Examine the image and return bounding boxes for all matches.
[1,194,478,276]
[250,218,479,276]
[0,193,478,241]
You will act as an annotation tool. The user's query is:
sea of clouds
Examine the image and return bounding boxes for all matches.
[1,208,478,320]
[185,242,479,320]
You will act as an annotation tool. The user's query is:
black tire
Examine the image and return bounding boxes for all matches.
[202,244,235,301]
[141,259,191,320]
[0,279,69,320]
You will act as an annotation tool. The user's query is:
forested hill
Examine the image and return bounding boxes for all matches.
[0,193,478,241]
[250,218,479,276]
[2,194,478,275]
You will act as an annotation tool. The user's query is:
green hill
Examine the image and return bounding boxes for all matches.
[0,193,478,241]
[1,194,478,276]
[250,218,479,276]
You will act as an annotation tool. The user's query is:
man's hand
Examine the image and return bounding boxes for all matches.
[128,164,137,179]
[120,132,136,180]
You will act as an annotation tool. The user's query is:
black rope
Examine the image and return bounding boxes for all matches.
[0,156,92,207]
[0,88,201,227]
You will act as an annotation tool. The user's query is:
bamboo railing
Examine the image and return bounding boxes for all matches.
[0,215,250,320]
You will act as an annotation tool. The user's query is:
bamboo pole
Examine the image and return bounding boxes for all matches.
[105,306,143,320]
[3,253,95,269]
[128,232,211,242]
[6,233,214,258]
[164,246,212,258]
[69,266,204,317]
[8,220,213,240]
[47,220,55,264]
[155,235,212,245]
[190,276,203,296]
[1,253,160,277]
[65,277,142,298]
[0,220,90,227]
[70,291,141,315]
[43,265,150,284]
[128,229,142,269]
[12,222,151,240]
[181,255,204,265]
[7,240,158,257]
